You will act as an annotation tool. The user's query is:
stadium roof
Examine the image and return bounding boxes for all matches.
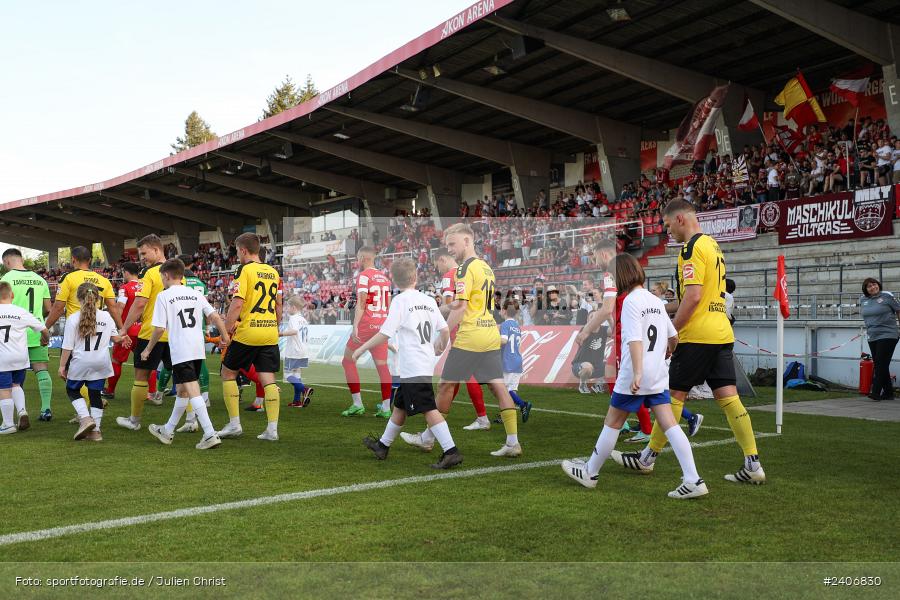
[2,0,897,254]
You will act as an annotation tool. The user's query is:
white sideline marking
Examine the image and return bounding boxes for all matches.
[309,382,738,432]
[0,432,780,548]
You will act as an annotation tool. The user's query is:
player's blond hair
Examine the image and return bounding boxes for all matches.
[391,258,417,289]
[0,281,12,299]
[288,295,305,310]
[76,282,100,340]
[443,223,474,240]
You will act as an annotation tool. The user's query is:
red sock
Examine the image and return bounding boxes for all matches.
[148,370,157,394]
[105,362,122,394]
[342,356,361,394]
[452,383,460,399]
[637,404,652,434]
[466,378,486,417]
[375,363,393,402]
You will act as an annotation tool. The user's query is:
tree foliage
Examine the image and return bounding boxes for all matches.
[263,74,318,119]
[171,111,217,153]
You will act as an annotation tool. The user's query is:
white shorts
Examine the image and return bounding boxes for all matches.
[503,372,521,391]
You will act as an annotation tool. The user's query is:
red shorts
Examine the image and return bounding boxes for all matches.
[347,323,388,361]
[112,335,137,363]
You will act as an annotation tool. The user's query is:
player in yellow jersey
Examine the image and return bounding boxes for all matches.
[216,233,283,441]
[613,199,765,484]
[116,234,170,431]
[45,245,122,332]
[400,223,522,458]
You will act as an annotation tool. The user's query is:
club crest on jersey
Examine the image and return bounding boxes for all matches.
[455,281,466,295]
[682,262,695,281]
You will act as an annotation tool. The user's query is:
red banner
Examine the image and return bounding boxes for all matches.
[667,205,759,246]
[640,141,658,172]
[584,151,601,182]
[816,77,886,128]
[760,187,895,245]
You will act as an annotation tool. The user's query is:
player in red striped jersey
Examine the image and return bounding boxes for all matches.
[102,262,157,401]
[341,247,394,418]
[434,248,490,430]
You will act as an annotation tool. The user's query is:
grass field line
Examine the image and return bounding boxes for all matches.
[0,432,780,548]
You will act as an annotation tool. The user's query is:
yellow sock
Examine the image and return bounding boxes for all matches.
[130,382,148,419]
[264,383,280,424]
[500,407,518,436]
[717,394,758,456]
[80,385,89,402]
[649,396,684,452]
[223,380,240,419]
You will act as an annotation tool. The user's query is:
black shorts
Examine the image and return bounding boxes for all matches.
[571,331,607,378]
[669,342,736,392]
[172,359,203,385]
[441,347,503,383]
[223,341,280,374]
[134,338,172,371]
[393,377,436,416]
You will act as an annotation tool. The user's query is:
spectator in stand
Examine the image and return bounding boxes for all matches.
[876,137,893,185]
[893,139,900,184]
[766,160,781,201]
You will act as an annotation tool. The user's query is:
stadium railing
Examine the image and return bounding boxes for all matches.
[733,292,866,321]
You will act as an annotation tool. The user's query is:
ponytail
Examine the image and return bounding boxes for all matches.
[76,283,100,340]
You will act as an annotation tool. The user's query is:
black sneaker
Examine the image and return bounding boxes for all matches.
[363,436,389,460]
[302,387,314,407]
[38,409,52,422]
[521,401,533,423]
[431,448,463,470]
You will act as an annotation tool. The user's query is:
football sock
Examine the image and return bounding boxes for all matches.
[148,370,158,395]
[164,397,189,435]
[351,392,363,408]
[467,379,486,417]
[665,424,700,483]
[509,390,525,408]
[286,375,305,401]
[452,383,460,399]
[264,383,280,430]
[223,380,240,422]
[717,394,758,457]
[36,370,52,411]
[254,381,265,400]
[586,425,620,476]
[0,399,14,427]
[637,404,652,434]
[681,406,694,420]
[190,396,215,437]
[198,361,209,395]
[70,398,89,420]
[421,427,435,444]
[380,419,403,447]
[80,385,89,402]
[744,454,762,472]
[11,387,25,414]
[158,368,172,393]
[130,381,148,421]
[90,406,104,431]
[639,445,659,465]
[649,396,684,452]
[342,357,361,395]
[201,391,209,403]
[254,397,264,407]
[105,363,121,394]
[184,403,196,422]
[500,408,518,446]
[375,363,393,404]
[379,400,390,412]
[430,420,456,452]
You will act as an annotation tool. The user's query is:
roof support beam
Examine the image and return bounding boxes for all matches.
[269,131,462,198]
[174,171,311,212]
[215,151,389,203]
[68,198,177,233]
[749,0,898,66]
[30,208,149,239]
[135,179,273,220]
[101,190,245,234]
[0,214,121,246]
[0,230,65,253]
[485,15,717,103]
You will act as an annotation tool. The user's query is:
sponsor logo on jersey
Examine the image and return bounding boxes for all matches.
[682,263,695,281]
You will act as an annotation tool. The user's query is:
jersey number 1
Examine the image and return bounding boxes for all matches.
[416,321,432,344]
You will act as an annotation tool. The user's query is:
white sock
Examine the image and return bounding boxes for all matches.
[184,409,197,423]
[254,396,264,406]
[90,407,104,431]
[477,415,490,425]
[665,424,700,483]
[71,398,89,419]
[586,425,620,476]
[420,427,435,444]
[201,391,209,403]
[429,420,456,452]
[640,445,659,465]
[744,454,761,472]
[189,396,215,437]
[266,420,278,434]
[379,419,403,447]
[11,387,26,414]
[0,399,14,427]
[165,397,189,435]
[351,392,363,408]
[380,399,390,412]
[229,416,241,427]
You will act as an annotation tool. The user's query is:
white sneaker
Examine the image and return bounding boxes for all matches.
[68,415,79,424]
[490,443,522,457]
[462,418,490,431]
[176,420,198,433]
[562,459,597,489]
[74,416,96,440]
[399,431,434,452]
[725,465,766,485]
[257,429,279,442]
[196,434,222,450]
[115,416,141,431]
[668,479,709,499]
[0,425,17,435]
[146,392,163,406]
[610,450,655,473]
[578,383,590,394]
[148,424,174,445]
[216,422,243,439]
[589,384,605,394]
